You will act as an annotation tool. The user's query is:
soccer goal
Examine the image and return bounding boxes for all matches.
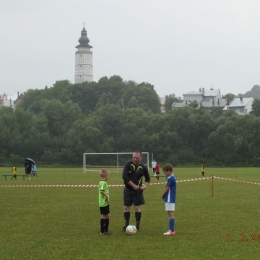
[83,152,149,173]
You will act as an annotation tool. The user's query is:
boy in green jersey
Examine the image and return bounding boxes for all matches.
[99,169,111,235]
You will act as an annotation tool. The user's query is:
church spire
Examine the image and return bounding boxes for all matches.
[76,26,92,48]
[75,26,93,83]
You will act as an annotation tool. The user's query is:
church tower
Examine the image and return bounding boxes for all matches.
[75,26,93,83]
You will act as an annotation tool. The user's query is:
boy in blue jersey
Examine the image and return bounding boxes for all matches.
[162,163,176,235]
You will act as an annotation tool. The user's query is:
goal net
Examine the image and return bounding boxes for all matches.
[83,152,149,173]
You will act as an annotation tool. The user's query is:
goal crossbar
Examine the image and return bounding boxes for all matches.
[83,152,149,173]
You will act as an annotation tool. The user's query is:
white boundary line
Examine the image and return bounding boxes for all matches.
[1,176,259,188]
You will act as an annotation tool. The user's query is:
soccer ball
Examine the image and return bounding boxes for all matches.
[126,225,137,235]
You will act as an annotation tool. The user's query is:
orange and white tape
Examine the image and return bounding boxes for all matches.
[1,176,259,188]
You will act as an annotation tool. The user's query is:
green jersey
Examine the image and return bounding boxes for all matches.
[99,180,109,207]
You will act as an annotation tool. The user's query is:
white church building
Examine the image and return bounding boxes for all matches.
[75,26,93,83]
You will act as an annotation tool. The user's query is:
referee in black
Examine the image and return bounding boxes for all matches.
[122,151,150,231]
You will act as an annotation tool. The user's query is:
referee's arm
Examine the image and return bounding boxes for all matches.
[144,165,151,184]
[141,166,150,190]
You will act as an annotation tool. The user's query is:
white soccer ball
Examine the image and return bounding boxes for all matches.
[126,224,137,235]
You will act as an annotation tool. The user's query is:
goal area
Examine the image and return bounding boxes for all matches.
[83,152,149,173]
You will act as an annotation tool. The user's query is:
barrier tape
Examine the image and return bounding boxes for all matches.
[213,176,260,185]
[1,176,259,188]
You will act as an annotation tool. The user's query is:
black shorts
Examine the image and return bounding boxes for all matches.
[100,205,110,215]
[123,187,145,206]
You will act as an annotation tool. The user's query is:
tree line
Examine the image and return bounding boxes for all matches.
[1,77,260,167]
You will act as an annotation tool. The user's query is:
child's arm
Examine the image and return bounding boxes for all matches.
[100,190,109,203]
[162,186,170,200]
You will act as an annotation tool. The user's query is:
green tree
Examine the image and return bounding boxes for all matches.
[95,92,114,110]
[69,82,100,115]
[164,94,182,112]
[250,98,260,116]
[17,80,72,112]
[242,85,260,100]
[108,75,123,83]
[222,93,235,105]
[95,104,124,143]
[63,118,102,164]
[207,115,260,165]
[121,85,160,113]
[210,107,223,118]
[188,101,199,108]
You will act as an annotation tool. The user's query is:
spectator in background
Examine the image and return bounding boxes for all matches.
[11,165,17,180]
[24,160,32,180]
[155,163,160,180]
[201,164,205,177]
[151,159,157,176]
[31,164,37,177]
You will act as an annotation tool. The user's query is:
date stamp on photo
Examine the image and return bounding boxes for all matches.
[226,233,260,242]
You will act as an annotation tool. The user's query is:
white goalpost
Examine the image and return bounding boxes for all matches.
[83,152,150,173]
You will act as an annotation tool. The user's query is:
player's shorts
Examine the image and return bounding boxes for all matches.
[100,205,110,215]
[165,203,175,211]
[123,187,145,206]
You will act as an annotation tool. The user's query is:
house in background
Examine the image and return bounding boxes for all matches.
[172,99,191,109]
[223,97,254,115]
[201,98,227,112]
[0,92,22,109]
[172,87,227,111]
[0,93,14,108]
[183,87,222,103]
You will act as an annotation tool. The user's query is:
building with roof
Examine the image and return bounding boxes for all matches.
[0,92,22,109]
[172,87,227,111]
[0,93,13,108]
[223,97,254,115]
[183,87,222,104]
[75,26,93,83]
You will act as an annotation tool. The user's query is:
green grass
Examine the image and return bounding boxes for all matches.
[0,167,260,259]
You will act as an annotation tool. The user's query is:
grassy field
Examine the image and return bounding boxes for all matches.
[0,167,260,259]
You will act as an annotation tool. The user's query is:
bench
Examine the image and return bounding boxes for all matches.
[2,175,26,180]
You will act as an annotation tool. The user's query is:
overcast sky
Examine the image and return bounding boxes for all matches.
[1,0,260,99]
